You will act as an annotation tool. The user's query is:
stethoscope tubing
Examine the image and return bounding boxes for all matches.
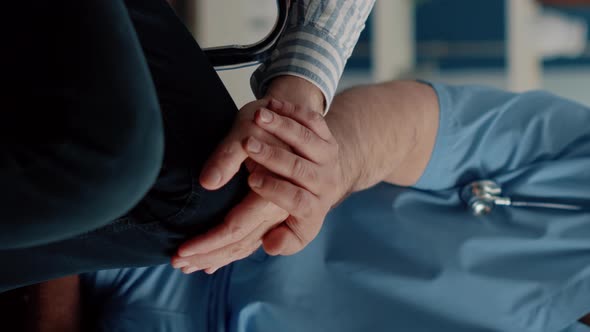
[509,201,585,211]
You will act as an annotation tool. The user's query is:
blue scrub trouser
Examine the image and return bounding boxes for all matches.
[0,0,248,291]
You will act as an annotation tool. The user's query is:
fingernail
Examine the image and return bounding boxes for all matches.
[201,168,221,187]
[183,266,199,274]
[173,261,189,269]
[205,267,219,274]
[249,173,263,188]
[259,108,273,123]
[247,137,262,153]
[270,99,283,110]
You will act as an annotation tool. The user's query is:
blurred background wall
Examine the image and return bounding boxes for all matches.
[170,0,590,107]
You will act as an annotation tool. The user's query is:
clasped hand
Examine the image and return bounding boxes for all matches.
[171,99,347,274]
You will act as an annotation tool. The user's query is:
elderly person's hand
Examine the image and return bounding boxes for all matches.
[171,76,348,273]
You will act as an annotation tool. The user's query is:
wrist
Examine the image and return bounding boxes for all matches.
[265,75,325,113]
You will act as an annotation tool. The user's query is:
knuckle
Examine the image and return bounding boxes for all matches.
[281,101,295,115]
[220,144,234,157]
[285,218,308,246]
[280,116,294,132]
[291,158,306,179]
[230,223,246,241]
[296,160,318,183]
[299,126,314,144]
[268,177,281,194]
[307,167,318,183]
[230,241,260,260]
[264,145,279,162]
[230,244,247,258]
[306,110,323,124]
[215,144,238,166]
[292,189,312,218]
[222,222,244,242]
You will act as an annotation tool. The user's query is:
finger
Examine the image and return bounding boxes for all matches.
[175,237,263,274]
[199,121,282,190]
[199,137,248,190]
[254,108,330,163]
[176,189,283,257]
[172,232,263,274]
[201,239,262,274]
[268,99,332,142]
[248,171,319,243]
[262,218,307,256]
[244,136,320,193]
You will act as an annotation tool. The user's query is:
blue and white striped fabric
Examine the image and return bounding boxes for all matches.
[250,0,375,112]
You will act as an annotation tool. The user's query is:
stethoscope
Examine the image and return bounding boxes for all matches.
[460,180,590,216]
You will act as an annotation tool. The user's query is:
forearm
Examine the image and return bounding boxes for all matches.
[326,81,439,192]
[332,82,590,193]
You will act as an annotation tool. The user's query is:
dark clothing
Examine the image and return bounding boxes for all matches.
[0,0,247,291]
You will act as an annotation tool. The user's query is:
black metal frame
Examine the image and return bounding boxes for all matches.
[203,0,290,68]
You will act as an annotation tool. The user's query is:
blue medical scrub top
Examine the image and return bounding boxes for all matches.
[82,83,590,332]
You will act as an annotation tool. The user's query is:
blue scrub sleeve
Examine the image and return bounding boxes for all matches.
[415,83,590,192]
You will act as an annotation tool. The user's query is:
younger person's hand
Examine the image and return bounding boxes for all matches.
[243,100,349,255]
[198,99,288,189]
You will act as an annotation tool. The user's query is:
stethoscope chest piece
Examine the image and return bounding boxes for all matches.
[461,180,509,216]
[460,180,587,216]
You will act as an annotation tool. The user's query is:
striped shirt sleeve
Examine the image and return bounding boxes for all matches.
[250,0,375,113]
